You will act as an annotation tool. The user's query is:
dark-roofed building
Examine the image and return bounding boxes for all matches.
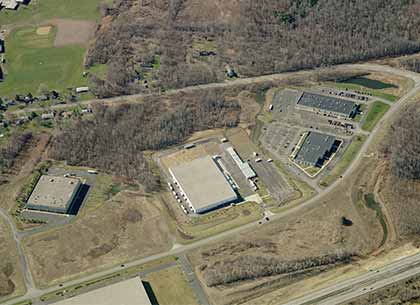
[296,92,359,118]
[294,132,340,167]
[0,38,4,53]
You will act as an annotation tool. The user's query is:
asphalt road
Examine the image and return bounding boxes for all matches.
[281,252,420,305]
[1,63,420,305]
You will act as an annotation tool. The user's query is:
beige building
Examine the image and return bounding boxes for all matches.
[53,277,152,305]
[26,175,81,214]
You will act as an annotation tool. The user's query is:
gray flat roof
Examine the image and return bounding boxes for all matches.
[295,132,337,166]
[27,175,80,210]
[170,156,237,211]
[297,92,357,116]
[52,277,151,305]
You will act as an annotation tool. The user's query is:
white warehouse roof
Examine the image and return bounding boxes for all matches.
[169,155,237,213]
[52,277,151,305]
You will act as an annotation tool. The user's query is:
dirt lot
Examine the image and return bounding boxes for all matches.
[0,219,25,301]
[188,156,384,305]
[23,191,172,287]
[52,19,96,47]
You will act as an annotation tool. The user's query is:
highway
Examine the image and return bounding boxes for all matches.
[1,63,420,305]
[281,252,420,305]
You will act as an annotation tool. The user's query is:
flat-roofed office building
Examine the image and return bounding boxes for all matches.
[169,155,238,213]
[296,92,359,118]
[26,175,81,214]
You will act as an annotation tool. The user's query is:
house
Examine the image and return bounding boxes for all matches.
[0,38,4,53]
[0,0,25,10]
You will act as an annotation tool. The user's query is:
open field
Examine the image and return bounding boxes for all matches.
[144,265,199,305]
[320,135,367,188]
[188,155,384,305]
[0,219,25,302]
[361,101,390,132]
[53,19,96,47]
[0,25,89,97]
[23,190,172,288]
[175,202,264,243]
[0,0,104,26]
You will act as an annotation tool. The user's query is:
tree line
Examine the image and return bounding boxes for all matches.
[0,131,32,178]
[202,250,353,287]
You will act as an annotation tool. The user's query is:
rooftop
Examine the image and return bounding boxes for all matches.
[170,155,237,211]
[27,175,81,211]
[52,277,151,305]
[297,92,358,116]
[294,132,337,166]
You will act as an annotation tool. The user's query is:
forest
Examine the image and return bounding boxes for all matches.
[0,131,32,178]
[50,92,240,191]
[86,0,420,97]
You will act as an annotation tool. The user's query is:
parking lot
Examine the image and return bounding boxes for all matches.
[269,89,358,137]
[249,159,295,202]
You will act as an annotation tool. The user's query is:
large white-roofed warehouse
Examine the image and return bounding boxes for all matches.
[169,155,238,214]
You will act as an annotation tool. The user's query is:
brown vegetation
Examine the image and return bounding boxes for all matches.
[202,251,353,287]
[379,101,420,237]
[0,131,32,177]
[400,57,420,73]
[87,0,420,96]
[24,191,172,287]
[50,91,240,191]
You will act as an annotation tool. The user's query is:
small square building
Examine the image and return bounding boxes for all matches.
[26,175,81,214]
[294,132,339,167]
[169,156,238,214]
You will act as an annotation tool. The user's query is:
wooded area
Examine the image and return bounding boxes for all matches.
[86,0,420,97]
[0,131,32,177]
[390,104,420,181]
[202,251,353,287]
[50,92,240,191]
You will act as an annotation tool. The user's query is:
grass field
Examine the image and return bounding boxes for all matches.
[363,193,387,247]
[329,77,399,102]
[177,202,263,243]
[0,26,89,97]
[319,135,367,188]
[0,0,104,26]
[361,101,390,132]
[144,266,199,305]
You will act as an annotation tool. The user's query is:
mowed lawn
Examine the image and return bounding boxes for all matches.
[319,135,367,188]
[362,101,391,132]
[0,0,105,26]
[0,26,88,96]
[144,266,199,305]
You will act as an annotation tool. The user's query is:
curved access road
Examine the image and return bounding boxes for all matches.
[1,63,420,305]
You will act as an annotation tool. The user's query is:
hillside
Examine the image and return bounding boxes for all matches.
[86,0,420,97]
